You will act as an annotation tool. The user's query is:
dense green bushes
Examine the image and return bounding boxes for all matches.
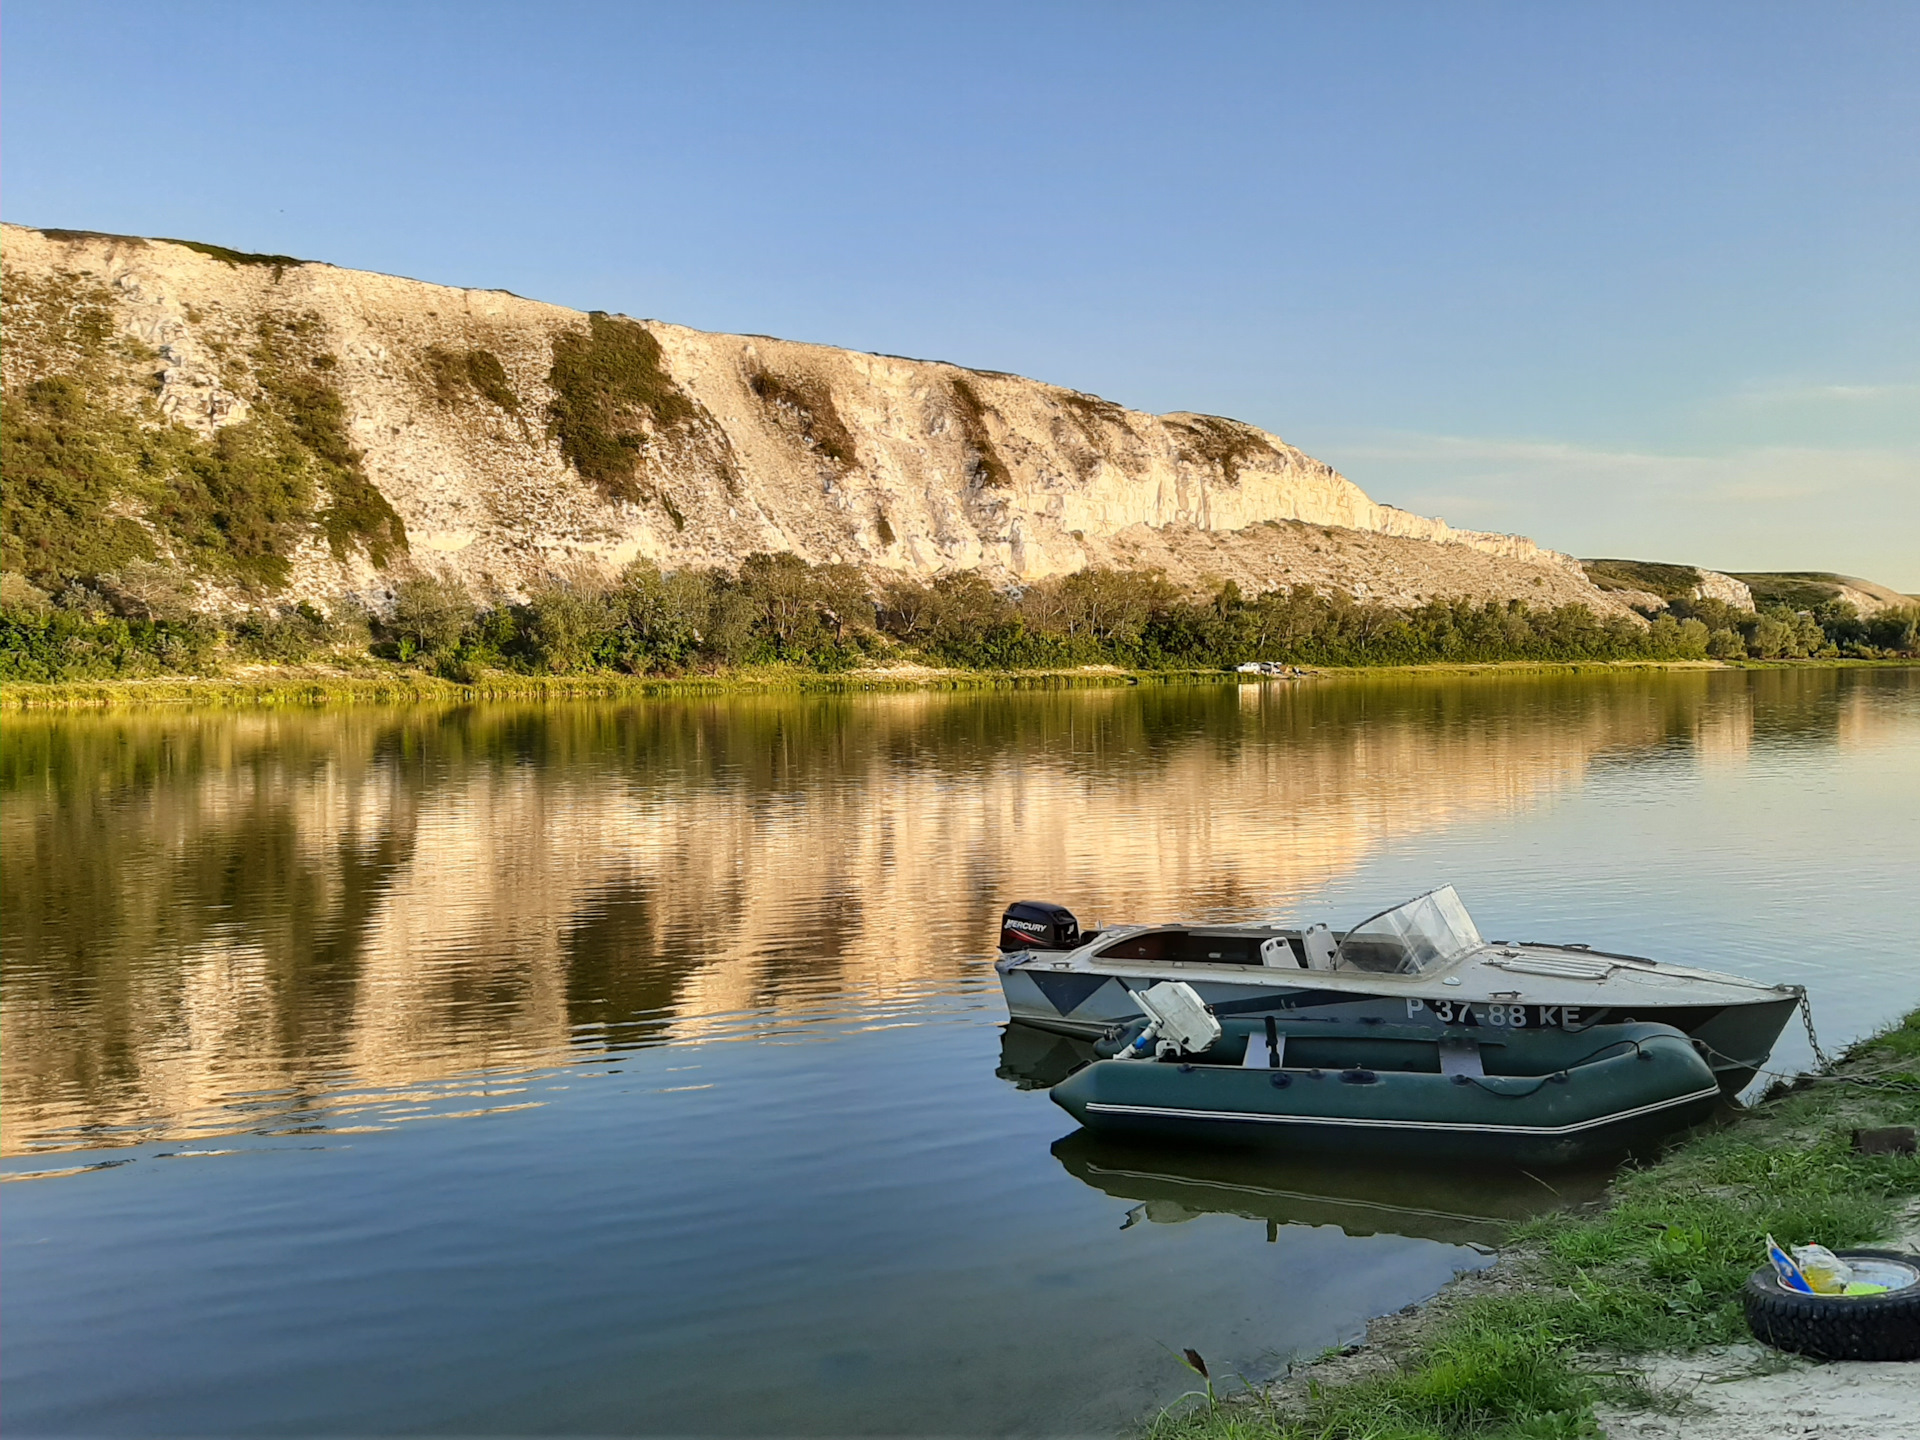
[2,311,406,591]
[4,554,1914,685]
[0,606,223,682]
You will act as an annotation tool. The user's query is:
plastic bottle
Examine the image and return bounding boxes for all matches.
[1789,1244,1855,1295]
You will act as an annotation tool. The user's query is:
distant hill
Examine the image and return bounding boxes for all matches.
[1579,559,1753,611]
[1583,561,1915,618]
[1728,572,1919,617]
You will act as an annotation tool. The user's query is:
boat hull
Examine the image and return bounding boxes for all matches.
[1049,1022,1723,1167]
[999,961,1797,1096]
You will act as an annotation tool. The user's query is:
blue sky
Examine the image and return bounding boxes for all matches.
[6,2,1916,588]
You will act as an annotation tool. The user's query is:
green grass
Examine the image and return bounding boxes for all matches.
[37,228,152,247]
[1149,1010,1920,1440]
[1729,573,1855,611]
[9,656,1886,712]
[0,661,1181,710]
[33,225,307,279]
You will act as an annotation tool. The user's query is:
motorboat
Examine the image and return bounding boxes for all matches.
[1047,995,1726,1166]
[995,886,1802,1094]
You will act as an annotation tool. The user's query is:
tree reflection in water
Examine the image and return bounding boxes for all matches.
[3,666,1906,1155]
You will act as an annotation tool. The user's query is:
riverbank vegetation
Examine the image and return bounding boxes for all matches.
[1151,1009,1920,1440]
[5,554,1916,690]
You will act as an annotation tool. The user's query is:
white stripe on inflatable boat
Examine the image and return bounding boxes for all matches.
[1083,1084,1724,1136]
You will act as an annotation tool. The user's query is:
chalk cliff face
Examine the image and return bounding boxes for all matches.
[2,224,1623,614]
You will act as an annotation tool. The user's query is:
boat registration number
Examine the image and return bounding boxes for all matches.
[1407,999,1584,1028]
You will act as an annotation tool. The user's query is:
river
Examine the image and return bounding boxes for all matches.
[4,667,1918,1435]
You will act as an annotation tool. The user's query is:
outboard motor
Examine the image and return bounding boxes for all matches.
[999,901,1080,953]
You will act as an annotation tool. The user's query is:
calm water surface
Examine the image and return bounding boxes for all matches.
[5,669,1918,1435]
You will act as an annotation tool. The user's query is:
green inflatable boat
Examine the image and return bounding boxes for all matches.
[1050,1012,1723,1166]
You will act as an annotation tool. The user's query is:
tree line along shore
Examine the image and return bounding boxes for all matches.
[1152,1006,1920,1440]
[4,554,1917,695]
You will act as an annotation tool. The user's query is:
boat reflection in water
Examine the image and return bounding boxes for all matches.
[996,1021,1102,1091]
[1003,1020,1613,1247]
[1050,1130,1613,1248]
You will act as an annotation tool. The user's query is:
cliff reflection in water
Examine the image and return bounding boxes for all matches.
[3,668,1900,1156]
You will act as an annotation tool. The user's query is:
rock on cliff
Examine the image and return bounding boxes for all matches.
[2,224,1628,616]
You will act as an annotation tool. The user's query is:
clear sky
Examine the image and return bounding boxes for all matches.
[6,2,1916,588]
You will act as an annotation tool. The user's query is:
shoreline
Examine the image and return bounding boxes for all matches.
[1154,1007,1920,1440]
[3,656,1908,713]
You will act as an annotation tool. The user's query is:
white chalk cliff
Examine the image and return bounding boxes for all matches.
[2,224,1625,614]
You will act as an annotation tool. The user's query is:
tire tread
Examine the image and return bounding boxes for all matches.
[1743,1249,1920,1361]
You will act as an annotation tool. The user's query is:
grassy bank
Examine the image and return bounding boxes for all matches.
[1154,1009,1920,1440]
[5,657,1879,712]
[0,661,1192,710]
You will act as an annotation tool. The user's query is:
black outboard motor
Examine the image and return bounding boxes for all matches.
[999,901,1080,953]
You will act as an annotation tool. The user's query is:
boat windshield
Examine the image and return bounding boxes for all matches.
[1335,886,1484,975]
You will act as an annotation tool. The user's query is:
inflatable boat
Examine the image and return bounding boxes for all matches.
[1048,992,1724,1167]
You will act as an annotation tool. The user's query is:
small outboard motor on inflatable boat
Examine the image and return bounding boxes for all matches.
[999,901,1080,953]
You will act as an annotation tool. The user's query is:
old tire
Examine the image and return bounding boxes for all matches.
[1743,1250,1920,1361]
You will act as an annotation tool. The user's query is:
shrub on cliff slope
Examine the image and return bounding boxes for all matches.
[747,369,856,466]
[1,378,159,582]
[424,346,524,433]
[248,315,407,568]
[948,377,1013,490]
[2,277,405,592]
[1,374,326,590]
[548,313,706,505]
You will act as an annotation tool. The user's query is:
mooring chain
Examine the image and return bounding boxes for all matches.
[1799,991,1839,1074]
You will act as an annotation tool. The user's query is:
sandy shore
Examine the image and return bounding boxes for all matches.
[1597,1199,1920,1440]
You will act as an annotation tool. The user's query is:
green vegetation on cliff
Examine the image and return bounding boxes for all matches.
[424,345,522,418]
[1733,571,1918,612]
[747,367,857,466]
[546,311,720,507]
[1,273,404,595]
[1173,413,1280,484]
[949,376,1013,489]
[155,238,308,276]
[1583,558,1713,602]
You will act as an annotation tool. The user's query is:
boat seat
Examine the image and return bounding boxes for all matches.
[1437,1035,1485,1078]
[1259,937,1303,968]
[1242,1031,1286,1068]
[1300,924,1337,970]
